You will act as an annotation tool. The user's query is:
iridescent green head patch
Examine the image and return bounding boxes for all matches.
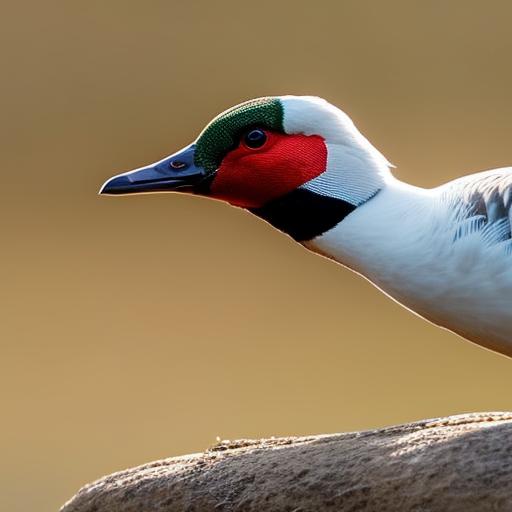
[194,97,284,173]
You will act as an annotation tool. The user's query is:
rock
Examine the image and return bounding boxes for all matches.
[61,412,512,512]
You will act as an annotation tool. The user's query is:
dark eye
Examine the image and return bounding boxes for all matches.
[243,128,267,149]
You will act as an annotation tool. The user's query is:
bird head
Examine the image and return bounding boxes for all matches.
[101,96,392,241]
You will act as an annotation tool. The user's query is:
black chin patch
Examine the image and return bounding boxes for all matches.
[250,188,357,242]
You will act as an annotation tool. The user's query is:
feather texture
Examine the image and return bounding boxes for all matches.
[307,170,512,356]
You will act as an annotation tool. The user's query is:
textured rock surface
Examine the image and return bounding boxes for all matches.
[61,412,512,512]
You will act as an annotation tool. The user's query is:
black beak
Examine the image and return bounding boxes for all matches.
[100,144,208,195]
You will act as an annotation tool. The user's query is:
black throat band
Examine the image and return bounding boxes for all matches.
[250,188,357,242]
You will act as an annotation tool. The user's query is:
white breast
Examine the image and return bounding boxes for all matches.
[305,176,512,356]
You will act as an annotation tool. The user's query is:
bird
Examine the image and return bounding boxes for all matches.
[101,95,512,357]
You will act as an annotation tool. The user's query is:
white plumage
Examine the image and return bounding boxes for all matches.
[101,95,512,357]
[307,165,512,355]
[280,96,512,356]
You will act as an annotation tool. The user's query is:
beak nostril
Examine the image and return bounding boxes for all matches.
[170,160,187,170]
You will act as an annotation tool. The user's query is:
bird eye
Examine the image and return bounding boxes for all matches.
[243,128,267,149]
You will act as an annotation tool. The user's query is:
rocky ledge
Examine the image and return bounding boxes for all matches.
[61,412,512,512]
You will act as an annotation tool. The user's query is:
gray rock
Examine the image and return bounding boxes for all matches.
[61,412,512,512]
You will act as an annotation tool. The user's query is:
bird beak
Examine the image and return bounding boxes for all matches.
[100,144,208,195]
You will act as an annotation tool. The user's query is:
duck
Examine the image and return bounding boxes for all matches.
[101,95,512,358]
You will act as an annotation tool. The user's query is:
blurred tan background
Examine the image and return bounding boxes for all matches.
[2,1,512,510]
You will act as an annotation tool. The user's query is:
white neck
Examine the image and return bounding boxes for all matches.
[304,175,446,318]
[284,97,464,323]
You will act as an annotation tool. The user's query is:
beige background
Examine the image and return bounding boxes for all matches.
[2,1,512,511]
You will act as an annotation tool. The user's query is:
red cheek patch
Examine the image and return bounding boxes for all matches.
[210,132,327,208]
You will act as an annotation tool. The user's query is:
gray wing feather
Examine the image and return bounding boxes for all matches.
[449,168,512,246]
